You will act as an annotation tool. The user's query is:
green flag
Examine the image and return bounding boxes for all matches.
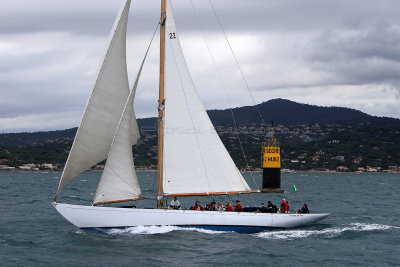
[292,185,297,192]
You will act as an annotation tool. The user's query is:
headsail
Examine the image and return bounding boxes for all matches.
[93,84,140,204]
[162,0,251,195]
[55,0,132,199]
[93,27,156,204]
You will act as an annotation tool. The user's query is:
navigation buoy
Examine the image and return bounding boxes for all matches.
[261,122,284,193]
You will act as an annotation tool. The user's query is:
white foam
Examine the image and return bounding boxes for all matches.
[179,227,229,234]
[106,225,180,235]
[348,222,398,231]
[74,229,86,235]
[255,223,398,240]
[104,225,228,235]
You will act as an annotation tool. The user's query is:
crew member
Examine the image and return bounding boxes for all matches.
[234,200,243,212]
[301,204,310,213]
[216,202,224,211]
[169,197,180,209]
[280,198,289,213]
[225,202,233,211]
[206,201,216,211]
[191,201,203,210]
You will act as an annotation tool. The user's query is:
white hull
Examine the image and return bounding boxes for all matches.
[54,203,330,233]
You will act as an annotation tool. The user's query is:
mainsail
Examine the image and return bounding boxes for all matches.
[55,0,132,198]
[162,0,251,195]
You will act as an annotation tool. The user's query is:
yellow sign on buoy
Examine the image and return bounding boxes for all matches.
[262,145,281,168]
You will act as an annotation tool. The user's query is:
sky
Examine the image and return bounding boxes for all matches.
[0,0,399,132]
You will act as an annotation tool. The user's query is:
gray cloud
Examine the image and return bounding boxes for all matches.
[0,0,399,132]
[308,21,400,88]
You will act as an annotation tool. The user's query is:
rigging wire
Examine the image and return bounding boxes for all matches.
[206,1,309,208]
[280,157,305,207]
[190,0,259,195]
[131,22,160,202]
[207,1,310,209]
[208,0,265,124]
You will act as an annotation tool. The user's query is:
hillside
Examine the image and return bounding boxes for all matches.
[208,98,400,126]
[1,99,399,172]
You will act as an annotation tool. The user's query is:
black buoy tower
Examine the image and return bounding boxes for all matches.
[261,122,284,193]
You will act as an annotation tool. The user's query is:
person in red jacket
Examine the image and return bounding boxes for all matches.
[280,199,289,213]
[191,201,203,210]
[225,202,233,211]
[234,200,243,212]
[216,202,224,211]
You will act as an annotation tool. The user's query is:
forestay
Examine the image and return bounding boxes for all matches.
[162,0,251,195]
[55,0,132,198]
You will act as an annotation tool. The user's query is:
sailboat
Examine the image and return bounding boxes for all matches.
[53,0,329,234]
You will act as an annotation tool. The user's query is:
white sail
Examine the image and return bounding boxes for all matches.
[93,42,153,204]
[162,0,251,195]
[55,0,132,198]
[93,87,140,204]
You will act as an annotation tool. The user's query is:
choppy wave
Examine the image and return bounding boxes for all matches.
[255,223,399,240]
[104,225,228,235]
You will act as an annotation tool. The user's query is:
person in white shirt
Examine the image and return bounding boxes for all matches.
[170,197,180,209]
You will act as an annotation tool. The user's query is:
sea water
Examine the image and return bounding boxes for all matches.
[0,171,399,266]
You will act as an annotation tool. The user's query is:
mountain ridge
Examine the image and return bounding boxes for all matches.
[125,98,400,129]
[1,98,399,147]
[208,98,399,126]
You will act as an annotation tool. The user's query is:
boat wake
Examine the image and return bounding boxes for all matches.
[106,225,179,235]
[104,226,228,235]
[255,223,399,240]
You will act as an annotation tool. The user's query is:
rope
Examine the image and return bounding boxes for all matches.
[139,23,162,207]
[280,158,305,209]
[134,23,160,204]
[206,3,309,209]
[190,0,259,191]
[296,189,304,204]
[208,0,265,124]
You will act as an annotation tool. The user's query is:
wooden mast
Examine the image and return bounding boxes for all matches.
[157,0,166,209]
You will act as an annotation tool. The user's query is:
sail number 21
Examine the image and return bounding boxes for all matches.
[169,32,176,39]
